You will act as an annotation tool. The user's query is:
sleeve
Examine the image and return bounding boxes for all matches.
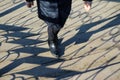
[83,0,93,1]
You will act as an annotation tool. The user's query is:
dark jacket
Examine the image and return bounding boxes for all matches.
[26,0,93,26]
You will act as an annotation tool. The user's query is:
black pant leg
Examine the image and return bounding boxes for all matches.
[37,0,72,41]
[58,0,72,27]
[45,0,72,41]
[46,22,61,41]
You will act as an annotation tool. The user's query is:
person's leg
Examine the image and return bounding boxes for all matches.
[45,21,62,57]
[58,0,72,27]
[46,22,61,41]
[45,0,72,58]
[36,0,62,57]
[36,0,72,58]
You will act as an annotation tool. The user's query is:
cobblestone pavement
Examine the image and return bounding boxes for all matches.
[0,0,120,80]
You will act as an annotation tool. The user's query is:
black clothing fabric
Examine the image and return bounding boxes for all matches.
[26,0,93,42]
[26,0,92,26]
[26,0,93,26]
[36,0,72,41]
[37,0,59,24]
[46,21,61,41]
[36,0,72,27]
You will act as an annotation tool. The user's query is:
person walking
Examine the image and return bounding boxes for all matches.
[25,0,93,58]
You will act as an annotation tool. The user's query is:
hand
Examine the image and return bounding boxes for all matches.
[26,1,34,8]
[84,1,92,12]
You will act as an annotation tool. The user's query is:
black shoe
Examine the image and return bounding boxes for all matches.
[48,40,61,58]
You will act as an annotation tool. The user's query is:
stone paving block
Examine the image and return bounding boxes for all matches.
[0,0,120,80]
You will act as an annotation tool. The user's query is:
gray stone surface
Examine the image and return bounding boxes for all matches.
[0,0,120,80]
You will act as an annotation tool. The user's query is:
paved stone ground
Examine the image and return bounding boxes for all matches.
[0,0,120,80]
